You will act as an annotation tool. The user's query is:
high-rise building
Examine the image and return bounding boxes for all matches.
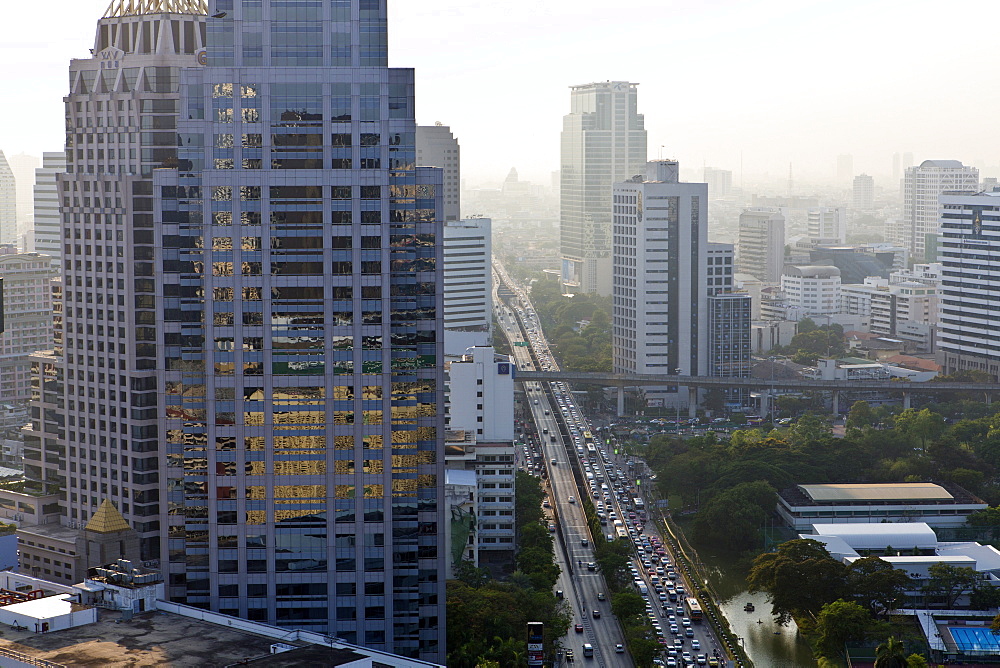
[703,167,732,199]
[153,1,445,659]
[736,208,785,283]
[0,252,57,402]
[807,207,846,244]
[561,81,647,296]
[837,154,853,182]
[897,160,979,262]
[443,217,492,358]
[9,154,41,249]
[0,152,16,247]
[937,190,1000,377]
[853,173,874,211]
[706,243,752,407]
[416,123,460,221]
[32,153,66,262]
[612,161,706,408]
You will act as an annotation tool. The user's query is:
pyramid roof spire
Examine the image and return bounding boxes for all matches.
[85,499,132,534]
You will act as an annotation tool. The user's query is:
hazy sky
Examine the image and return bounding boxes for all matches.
[3,0,999,185]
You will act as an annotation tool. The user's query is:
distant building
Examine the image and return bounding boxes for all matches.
[837,154,854,181]
[417,123,461,221]
[807,207,846,244]
[7,154,39,250]
[31,152,65,262]
[0,253,56,402]
[737,208,785,283]
[0,152,15,247]
[853,173,875,211]
[706,242,752,406]
[938,190,1000,377]
[561,81,647,295]
[896,160,979,261]
[777,482,986,531]
[703,167,732,199]
[443,218,492,358]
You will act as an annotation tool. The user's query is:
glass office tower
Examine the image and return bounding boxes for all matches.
[154,0,445,660]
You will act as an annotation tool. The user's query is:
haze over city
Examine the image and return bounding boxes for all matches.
[2,0,1000,184]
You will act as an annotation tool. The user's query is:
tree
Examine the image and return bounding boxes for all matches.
[874,636,908,668]
[893,408,945,452]
[924,563,980,608]
[694,481,776,552]
[848,556,912,618]
[747,538,849,624]
[847,400,878,431]
[815,599,872,658]
[610,591,646,622]
[906,655,929,668]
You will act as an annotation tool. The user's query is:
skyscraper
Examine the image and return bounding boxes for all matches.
[0,252,57,402]
[9,153,41,249]
[897,160,979,262]
[32,152,66,262]
[736,208,785,284]
[0,152,16,247]
[937,190,1000,378]
[442,217,492,358]
[154,0,445,659]
[416,123,460,221]
[612,161,706,408]
[561,81,646,295]
[22,0,208,565]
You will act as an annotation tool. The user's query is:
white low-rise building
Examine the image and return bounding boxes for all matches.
[779,483,987,531]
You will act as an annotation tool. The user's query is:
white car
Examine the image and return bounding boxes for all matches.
[691,639,701,651]
[568,496,575,504]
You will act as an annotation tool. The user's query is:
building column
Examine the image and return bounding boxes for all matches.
[617,386,625,417]
[688,386,698,418]
[902,392,911,410]
[832,390,840,416]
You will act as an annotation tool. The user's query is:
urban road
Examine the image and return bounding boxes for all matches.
[497,263,728,668]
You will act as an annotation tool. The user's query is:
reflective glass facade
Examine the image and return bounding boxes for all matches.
[153,0,445,660]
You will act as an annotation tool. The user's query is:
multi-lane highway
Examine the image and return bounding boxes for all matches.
[495,261,732,668]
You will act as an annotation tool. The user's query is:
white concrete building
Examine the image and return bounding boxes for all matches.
[780,265,842,316]
[613,161,707,408]
[737,208,785,283]
[897,160,979,261]
[891,262,942,287]
[807,207,846,244]
[32,153,65,262]
[938,190,1000,377]
[703,167,732,199]
[447,346,514,442]
[0,152,15,248]
[416,124,461,221]
[853,173,875,211]
[443,218,492,358]
[778,483,987,531]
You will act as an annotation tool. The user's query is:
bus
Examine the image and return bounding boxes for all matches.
[616,527,629,540]
[633,497,645,511]
[685,597,703,622]
[586,444,597,461]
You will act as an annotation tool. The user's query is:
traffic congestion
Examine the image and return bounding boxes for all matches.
[496,261,729,668]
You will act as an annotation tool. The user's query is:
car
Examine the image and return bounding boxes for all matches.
[615,644,625,653]
[542,500,550,508]
[666,659,677,667]
[682,652,692,663]
[587,562,596,571]
[669,625,679,635]
[568,496,576,504]
[597,592,606,601]
[565,649,575,662]
[547,523,556,532]
[592,609,601,619]
[691,639,701,651]
[556,589,564,599]
[681,618,691,627]
[685,628,694,638]
[551,458,557,465]
[697,655,707,666]
[574,623,584,633]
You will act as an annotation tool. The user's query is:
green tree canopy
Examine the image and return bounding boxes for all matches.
[874,636,908,668]
[924,562,980,608]
[847,556,912,618]
[815,599,872,658]
[747,539,849,624]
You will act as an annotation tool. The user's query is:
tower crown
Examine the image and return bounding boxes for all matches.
[104,0,207,18]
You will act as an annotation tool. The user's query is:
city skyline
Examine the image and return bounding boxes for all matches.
[3,0,1000,184]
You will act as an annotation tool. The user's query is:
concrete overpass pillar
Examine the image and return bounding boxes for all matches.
[902,392,911,410]
[688,386,698,418]
[986,393,993,406]
[617,387,625,417]
[832,390,840,416]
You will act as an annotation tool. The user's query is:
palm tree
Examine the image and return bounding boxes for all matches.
[874,636,908,667]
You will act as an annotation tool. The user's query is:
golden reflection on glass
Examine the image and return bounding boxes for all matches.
[362,385,383,399]
[334,461,355,474]
[335,435,354,450]
[246,510,266,524]
[363,435,383,450]
[246,436,265,450]
[363,410,383,425]
[363,460,383,474]
[245,486,266,500]
[335,484,355,499]
[364,484,384,498]
[245,461,266,475]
